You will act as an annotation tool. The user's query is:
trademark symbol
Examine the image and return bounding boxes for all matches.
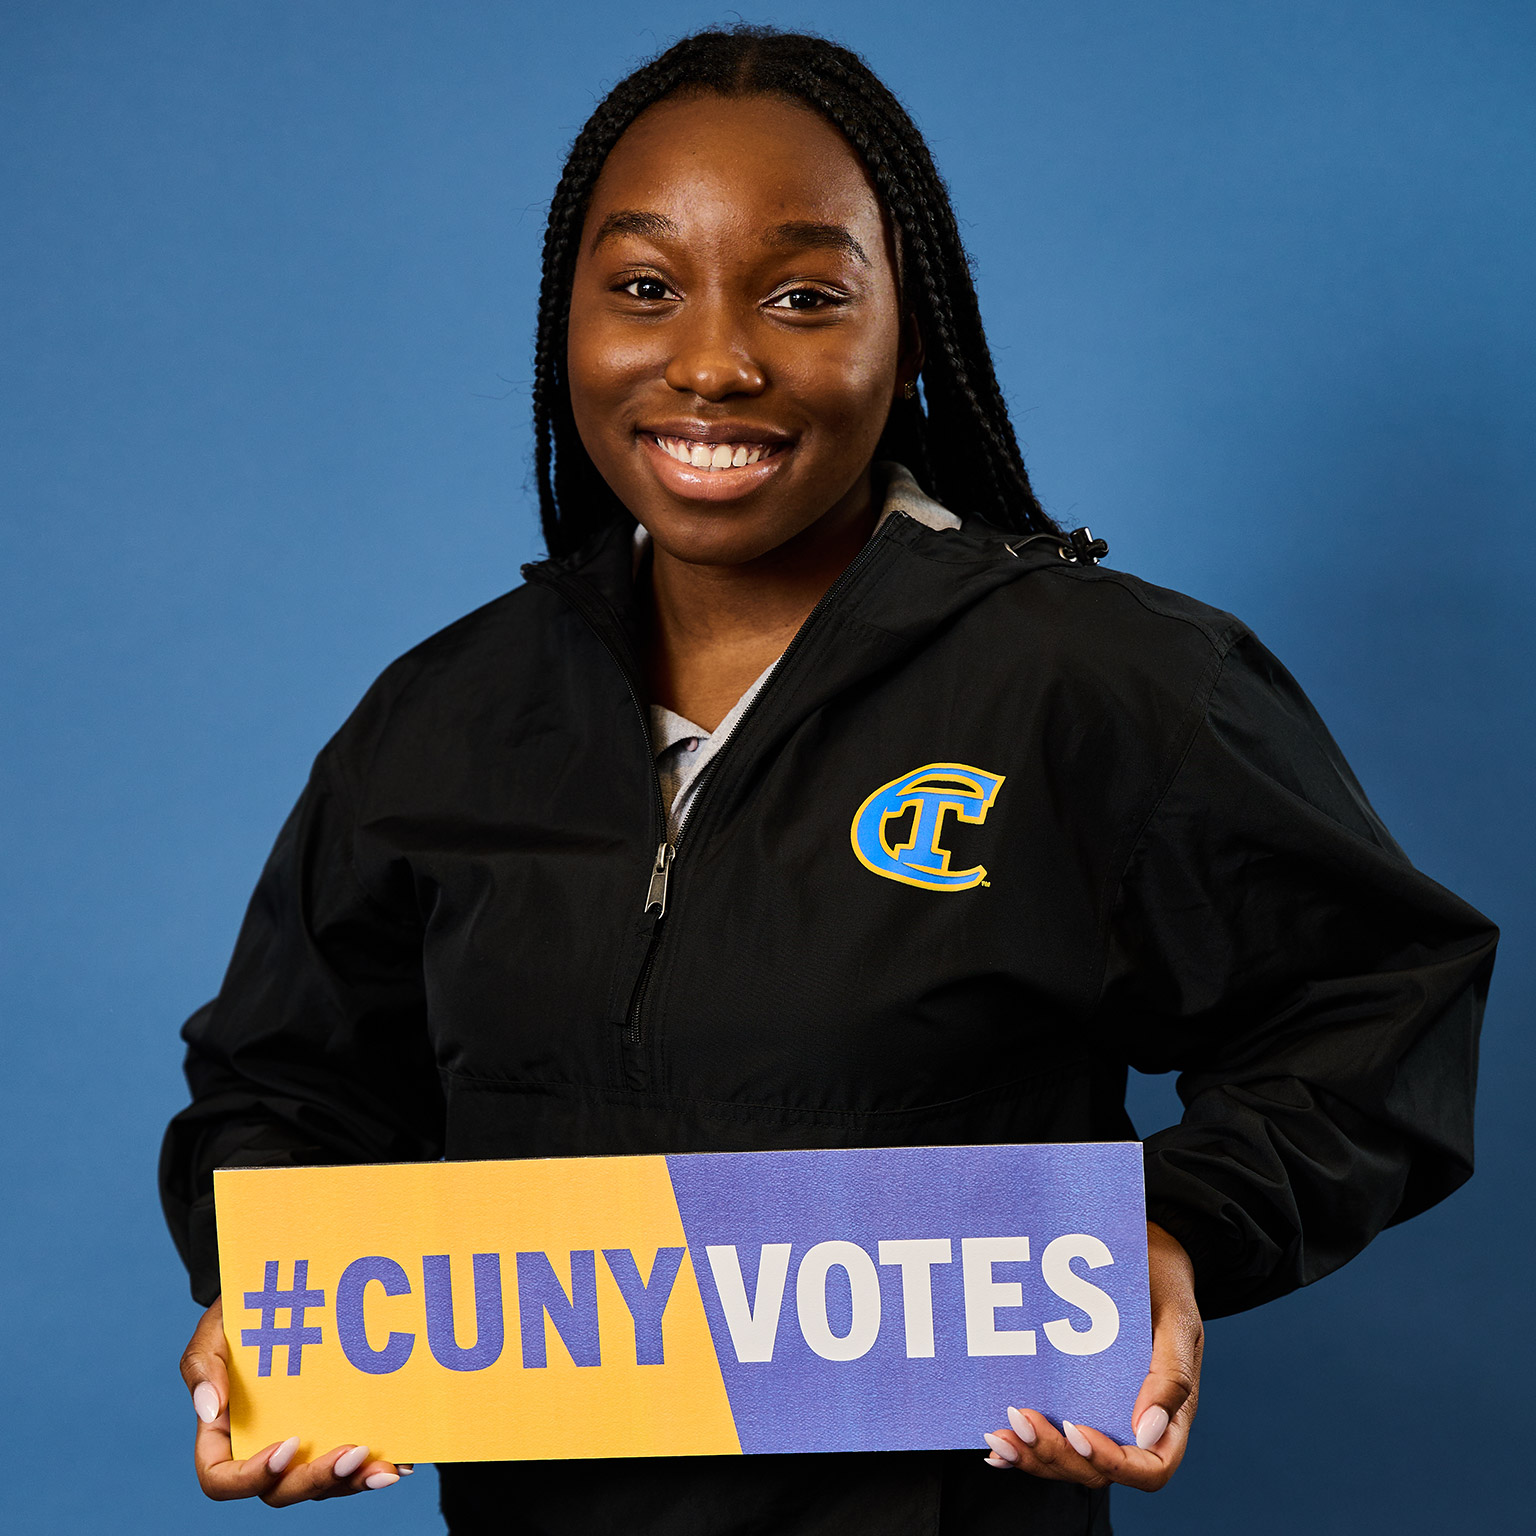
[981,880,992,888]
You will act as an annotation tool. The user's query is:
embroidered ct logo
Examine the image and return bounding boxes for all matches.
[850,763,1006,892]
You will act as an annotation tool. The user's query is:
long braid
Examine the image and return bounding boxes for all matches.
[782,64,1024,521]
[532,26,1061,557]
[806,55,1040,526]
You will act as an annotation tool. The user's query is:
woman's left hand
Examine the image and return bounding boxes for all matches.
[981,1220,1203,1492]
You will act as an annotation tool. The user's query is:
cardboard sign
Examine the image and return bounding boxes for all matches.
[215,1143,1150,1464]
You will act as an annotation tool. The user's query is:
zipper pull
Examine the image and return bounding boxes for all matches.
[643,841,674,918]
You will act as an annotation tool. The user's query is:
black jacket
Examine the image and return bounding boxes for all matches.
[161,509,1494,1535]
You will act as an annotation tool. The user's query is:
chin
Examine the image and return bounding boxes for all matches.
[646,514,794,568]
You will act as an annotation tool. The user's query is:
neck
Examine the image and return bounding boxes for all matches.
[644,467,879,731]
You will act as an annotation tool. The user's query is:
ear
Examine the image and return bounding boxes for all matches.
[896,312,926,398]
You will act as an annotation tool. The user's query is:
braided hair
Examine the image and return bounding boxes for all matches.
[533,24,1060,556]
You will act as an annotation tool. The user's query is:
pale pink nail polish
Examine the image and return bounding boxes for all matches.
[1063,1421,1093,1458]
[334,1445,370,1478]
[192,1382,220,1424]
[1135,1405,1169,1450]
[983,1454,1009,1468]
[398,1465,415,1475]
[1005,1407,1037,1445]
[365,1472,400,1489]
[982,1433,1019,1464]
[267,1436,300,1474]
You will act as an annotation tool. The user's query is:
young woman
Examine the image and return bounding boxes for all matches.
[164,26,1494,1535]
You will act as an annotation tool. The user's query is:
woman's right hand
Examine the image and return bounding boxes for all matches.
[180,1297,410,1504]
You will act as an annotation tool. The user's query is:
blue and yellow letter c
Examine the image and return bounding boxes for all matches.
[850,763,1006,892]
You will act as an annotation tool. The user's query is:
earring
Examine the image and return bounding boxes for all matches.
[902,380,918,400]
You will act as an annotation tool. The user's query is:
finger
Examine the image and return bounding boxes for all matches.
[195,1434,299,1502]
[986,1409,1108,1487]
[262,1445,353,1507]
[1053,1418,1184,1494]
[982,1432,1019,1468]
[180,1298,230,1425]
[262,1444,400,1506]
[979,1407,1037,1472]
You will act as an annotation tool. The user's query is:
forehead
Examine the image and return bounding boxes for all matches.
[582,91,890,253]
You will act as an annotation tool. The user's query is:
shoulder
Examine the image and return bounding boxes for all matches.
[1003,553,1391,844]
[935,520,1254,707]
[1023,559,1246,659]
[313,577,568,791]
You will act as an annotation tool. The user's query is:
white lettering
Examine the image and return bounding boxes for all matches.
[961,1236,1036,1356]
[797,1241,882,1361]
[1041,1234,1120,1356]
[877,1238,952,1358]
[705,1244,792,1363]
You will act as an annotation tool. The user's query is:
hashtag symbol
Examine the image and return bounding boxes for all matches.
[241,1260,325,1377]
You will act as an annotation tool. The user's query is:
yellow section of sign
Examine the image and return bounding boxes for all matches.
[214,1156,741,1464]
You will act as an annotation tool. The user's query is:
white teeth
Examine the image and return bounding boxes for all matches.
[652,436,779,470]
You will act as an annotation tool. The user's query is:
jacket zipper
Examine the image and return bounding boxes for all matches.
[618,528,890,1046]
[529,516,1067,1066]
[588,640,673,1045]
[626,841,673,1047]
[517,560,673,1050]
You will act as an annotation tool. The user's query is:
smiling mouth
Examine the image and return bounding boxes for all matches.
[651,435,789,471]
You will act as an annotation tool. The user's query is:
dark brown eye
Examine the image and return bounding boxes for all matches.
[770,288,828,311]
[623,277,672,301]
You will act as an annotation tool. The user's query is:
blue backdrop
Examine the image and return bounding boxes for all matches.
[2,2,1530,1531]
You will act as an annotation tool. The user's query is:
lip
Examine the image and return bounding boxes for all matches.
[640,418,795,448]
[636,425,795,504]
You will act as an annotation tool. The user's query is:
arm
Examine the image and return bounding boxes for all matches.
[1110,631,1494,1318]
[161,751,444,1299]
[987,627,1494,1489]
[161,750,444,1500]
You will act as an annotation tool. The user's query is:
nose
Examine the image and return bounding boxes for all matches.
[663,302,766,400]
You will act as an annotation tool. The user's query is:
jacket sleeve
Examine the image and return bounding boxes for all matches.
[1101,628,1496,1318]
[159,750,444,1305]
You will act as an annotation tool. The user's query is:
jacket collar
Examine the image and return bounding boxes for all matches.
[521,465,1068,707]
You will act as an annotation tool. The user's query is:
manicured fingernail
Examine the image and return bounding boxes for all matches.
[1006,1407,1037,1445]
[267,1436,300,1474]
[334,1445,370,1478]
[1135,1405,1169,1449]
[365,1472,399,1489]
[982,1432,1019,1464]
[1063,1421,1093,1458]
[192,1382,220,1423]
[983,1454,1010,1468]
[398,1465,415,1474]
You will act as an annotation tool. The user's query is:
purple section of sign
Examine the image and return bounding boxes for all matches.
[664,1143,1150,1456]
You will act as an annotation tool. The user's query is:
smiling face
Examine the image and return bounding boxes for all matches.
[566,90,917,568]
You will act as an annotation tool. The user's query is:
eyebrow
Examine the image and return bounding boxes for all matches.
[588,209,680,252]
[763,220,870,266]
[588,209,869,266]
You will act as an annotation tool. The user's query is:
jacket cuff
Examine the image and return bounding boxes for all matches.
[1142,1141,1287,1319]
[186,1192,222,1307]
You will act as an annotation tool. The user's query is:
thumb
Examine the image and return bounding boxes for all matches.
[1130,1319,1199,1450]
[1129,1367,1187,1451]
[180,1296,231,1424]
[1133,1224,1203,1451]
